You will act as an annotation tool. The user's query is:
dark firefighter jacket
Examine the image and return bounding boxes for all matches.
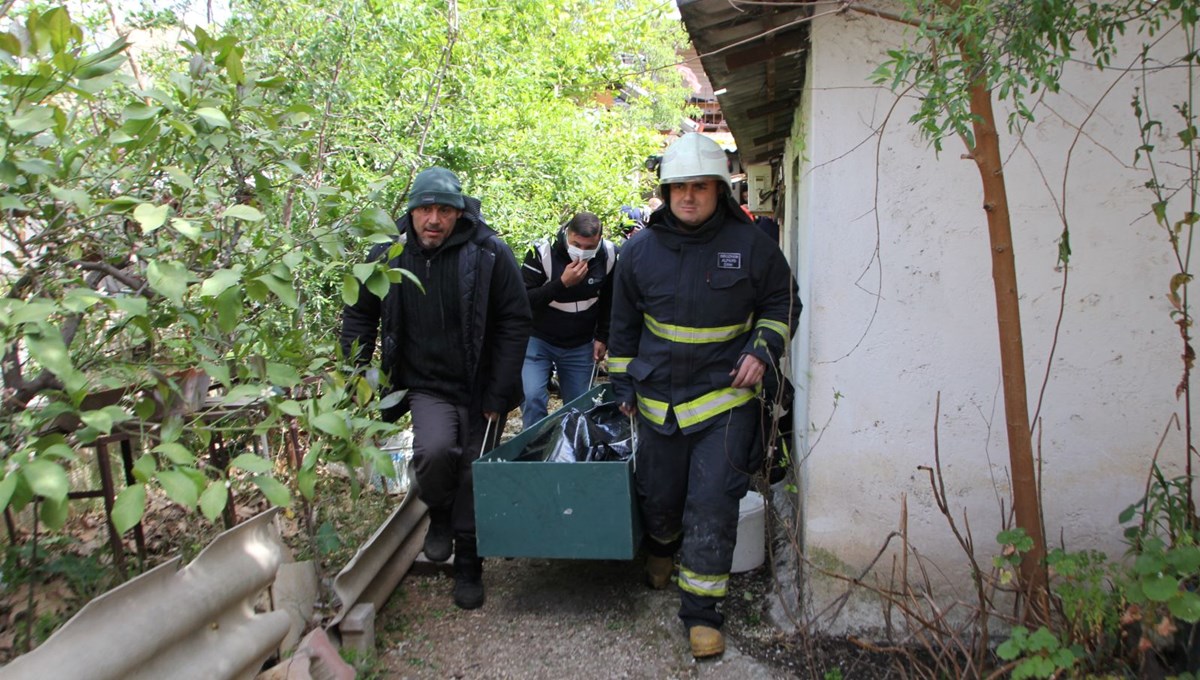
[522,229,617,349]
[608,199,800,435]
[340,195,532,421]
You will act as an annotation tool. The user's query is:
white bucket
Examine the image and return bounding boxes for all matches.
[731,491,766,573]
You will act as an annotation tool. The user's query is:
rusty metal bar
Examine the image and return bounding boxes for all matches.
[119,437,148,567]
[93,438,127,578]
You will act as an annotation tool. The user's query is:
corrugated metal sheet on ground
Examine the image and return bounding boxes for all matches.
[1,508,289,680]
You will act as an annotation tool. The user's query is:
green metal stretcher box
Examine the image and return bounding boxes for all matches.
[473,383,643,559]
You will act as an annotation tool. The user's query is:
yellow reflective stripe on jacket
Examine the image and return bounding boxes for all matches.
[674,385,760,430]
[677,567,727,598]
[638,395,669,425]
[755,318,790,343]
[644,313,752,344]
[609,356,632,374]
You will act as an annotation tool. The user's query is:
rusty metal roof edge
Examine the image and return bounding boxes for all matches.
[676,0,808,165]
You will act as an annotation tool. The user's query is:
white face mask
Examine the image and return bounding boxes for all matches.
[567,245,599,262]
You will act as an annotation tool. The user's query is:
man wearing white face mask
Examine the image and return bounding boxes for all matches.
[520,211,617,429]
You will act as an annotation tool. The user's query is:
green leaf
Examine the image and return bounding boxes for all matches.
[266,362,301,387]
[10,299,58,325]
[77,53,126,80]
[230,453,272,474]
[170,218,201,241]
[1153,201,1169,226]
[342,273,359,305]
[23,459,69,502]
[311,411,352,439]
[15,158,55,176]
[1135,552,1166,576]
[49,184,92,211]
[134,203,169,232]
[40,497,69,530]
[365,270,390,300]
[157,469,200,509]
[200,267,243,298]
[146,260,190,303]
[1142,572,1180,602]
[256,273,297,308]
[277,399,303,417]
[224,204,264,221]
[198,481,228,521]
[316,521,342,554]
[131,454,157,484]
[1170,590,1200,623]
[0,32,22,56]
[358,206,395,232]
[26,331,73,377]
[42,7,73,53]
[165,166,194,189]
[377,389,407,410]
[297,466,316,500]
[252,474,291,508]
[225,46,245,85]
[353,262,376,283]
[112,485,146,534]
[196,107,231,128]
[79,407,118,434]
[1167,545,1200,573]
[0,473,18,511]
[154,442,195,466]
[216,287,242,334]
[8,105,56,133]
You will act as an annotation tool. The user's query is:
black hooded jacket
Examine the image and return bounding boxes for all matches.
[340,196,532,420]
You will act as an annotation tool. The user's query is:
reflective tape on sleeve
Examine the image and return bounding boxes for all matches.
[637,395,669,426]
[754,318,790,343]
[674,386,759,430]
[677,567,728,598]
[643,313,752,345]
[608,356,631,374]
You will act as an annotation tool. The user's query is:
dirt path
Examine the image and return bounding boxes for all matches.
[376,556,791,679]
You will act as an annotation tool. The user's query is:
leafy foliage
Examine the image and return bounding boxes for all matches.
[0,0,686,542]
[872,1,1192,152]
[229,0,688,247]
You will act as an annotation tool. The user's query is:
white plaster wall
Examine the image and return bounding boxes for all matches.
[790,10,1194,633]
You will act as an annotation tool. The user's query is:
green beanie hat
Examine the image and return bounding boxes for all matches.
[407,167,465,211]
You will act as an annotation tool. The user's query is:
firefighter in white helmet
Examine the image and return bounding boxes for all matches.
[608,133,801,659]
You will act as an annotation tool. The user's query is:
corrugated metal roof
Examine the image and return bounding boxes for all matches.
[676,0,811,164]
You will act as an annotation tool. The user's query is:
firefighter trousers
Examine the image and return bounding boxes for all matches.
[635,401,760,629]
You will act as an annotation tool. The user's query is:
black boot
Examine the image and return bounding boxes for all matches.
[423,506,453,562]
[453,534,485,610]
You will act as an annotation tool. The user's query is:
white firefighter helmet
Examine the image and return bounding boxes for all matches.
[658,133,732,193]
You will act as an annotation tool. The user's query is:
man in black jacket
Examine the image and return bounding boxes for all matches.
[520,212,616,429]
[340,167,531,610]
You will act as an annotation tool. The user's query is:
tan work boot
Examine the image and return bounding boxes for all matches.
[644,554,674,589]
[689,625,725,658]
